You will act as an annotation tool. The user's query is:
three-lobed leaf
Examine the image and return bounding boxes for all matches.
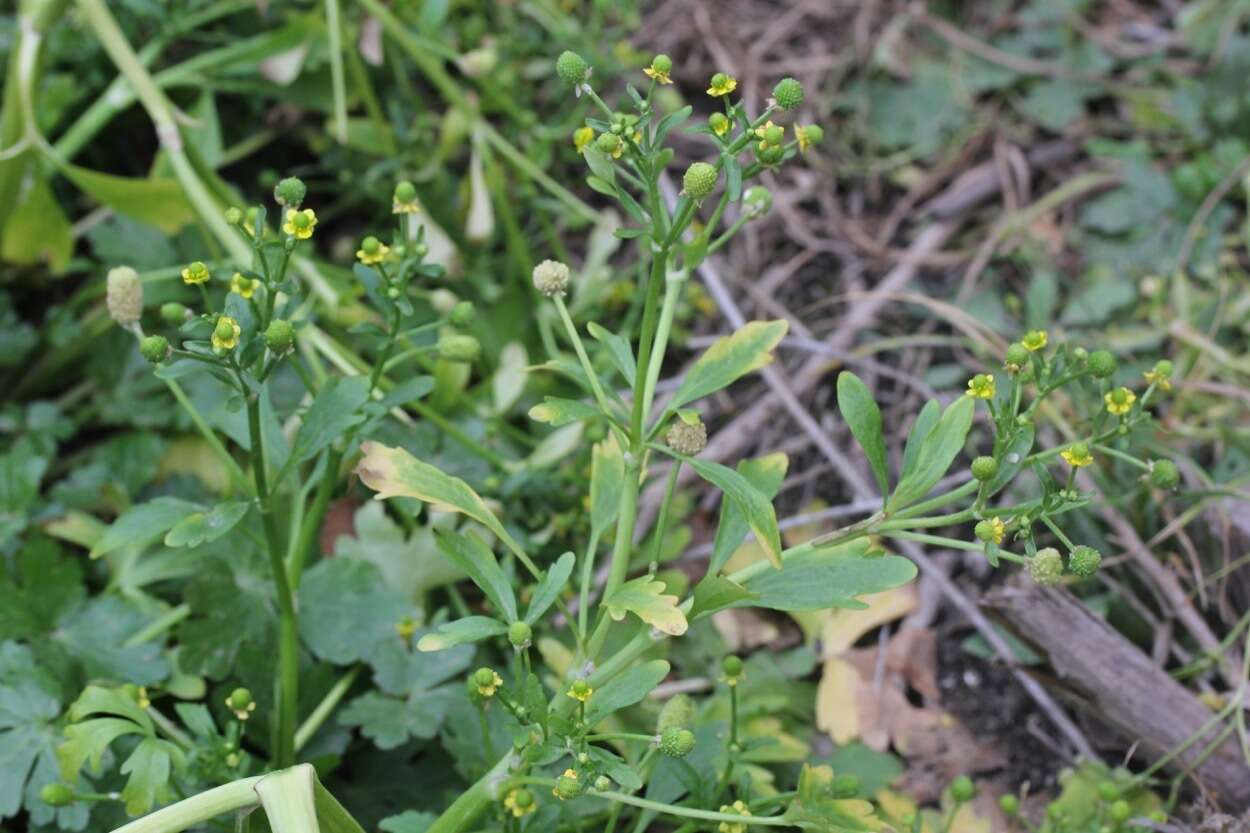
[604,575,688,636]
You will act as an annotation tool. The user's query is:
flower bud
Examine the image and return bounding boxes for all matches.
[1088,350,1117,378]
[449,301,476,328]
[1028,547,1064,586]
[950,776,975,803]
[708,112,730,137]
[472,667,502,698]
[651,54,672,75]
[1109,801,1131,823]
[107,266,144,326]
[140,335,171,364]
[682,162,718,201]
[756,143,784,165]
[595,132,622,156]
[1068,546,1102,577]
[555,50,589,87]
[722,654,744,685]
[772,77,804,110]
[429,289,459,316]
[665,417,707,456]
[974,518,1004,544]
[273,176,307,208]
[508,620,532,648]
[742,185,773,219]
[532,259,571,298]
[1149,459,1179,490]
[659,727,696,758]
[224,206,244,226]
[40,783,75,807]
[593,775,612,792]
[160,302,190,326]
[970,456,998,482]
[226,687,256,720]
[798,124,823,145]
[999,795,1019,816]
[393,180,420,214]
[265,319,295,354]
[437,334,481,363]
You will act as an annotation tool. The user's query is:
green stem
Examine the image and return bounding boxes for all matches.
[591,791,789,827]
[246,395,299,768]
[164,378,250,494]
[553,296,617,420]
[591,458,640,658]
[323,0,347,145]
[109,777,264,833]
[648,461,681,565]
[629,248,670,446]
[294,665,359,752]
[639,272,685,428]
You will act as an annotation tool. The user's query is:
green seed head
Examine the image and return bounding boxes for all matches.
[659,727,696,758]
[595,132,622,155]
[651,54,672,74]
[554,772,582,800]
[1088,350,1117,378]
[273,176,307,208]
[226,687,254,713]
[656,693,695,733]
[999,795,1019,816]
[555,50,589,86]
[1097,781,1119,802]
[801,124,824,145]
[950,776,975,803]
[743,186,773,219]
[970,456,998,482]
[709,112,730,136]
[761,124,785,146]
[1109,800,1131,823]
[974,519,998,543]
[756,143,784,165]
[682,162,718,201]
[160,302,190,326]
[722,655,744,679]
[437,334,481,363]
[1028,547,1064,586]
[40,783,75,807]
[507,620,532,648]
[474,668,497,688]
[265,319,295,354]
[361,236,382,256]
[139,335,171,364]
[1149,459,1179,490]
[1004,343,1029,369]
[1152,359,1174,379]
[772,77,804,110]
[1068,546,1102,577]
[224,206,244,225]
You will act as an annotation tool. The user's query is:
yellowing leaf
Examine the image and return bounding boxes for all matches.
[670,319,788,410]
[821,586,917,655]
[356,441,528,564]
[816,656,861,745]
[604,575,688,636]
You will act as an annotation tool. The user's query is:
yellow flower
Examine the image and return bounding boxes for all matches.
[230,273,258,299]
[553,769,579,800]
[356,237,390,265]
[718,800,752,833]
[394,617,417,640]
[282,208,317,240]
[504,788,537,818]
[709,113,730,137]
[1060,443,1094,468]
[573,126,595,153]
[796,125,811,153]
[707,72,738,97]
[754,120,782,150]
[473,669,503,698]
[211,316,241,351]
[181,261,210,286]
[567,680,593,702]
[643,66,671,85]
[966,374,995,399]
[1104,387,1136,416]
[1021,330,1048,352]
[1143,369,1172,392]
[392,180,421,215]
[982,517,1005,545]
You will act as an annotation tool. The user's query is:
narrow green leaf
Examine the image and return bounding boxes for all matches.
[986,425,1035,498]
[688,575,758,620]
[290,377,370,464]
[887,396,975,512]
[590,436,626,538]
[900,400,940,481]
[707,453,788,576]
[434,529,518,623]
[585,659,669,725]
[669,320,788,410]
[743,542,917,611]
[90,497,202,559]
[525,552,575,624]
[681,454,782,567]
[587,322,636,383]
[417,617,508,652]
[56,162,196,234]
[164,502,250,548]
[836,372,889,497]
